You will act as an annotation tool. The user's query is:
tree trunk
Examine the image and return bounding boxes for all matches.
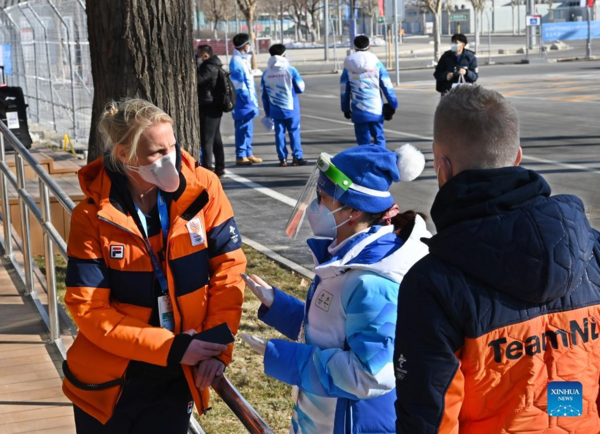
[247,8,257,69]
[433,12,441,60]
[214,22,219,38]
[86,0,200,162]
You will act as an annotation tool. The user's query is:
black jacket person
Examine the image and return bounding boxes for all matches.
[434,34,478,94]
[196,45,225,176]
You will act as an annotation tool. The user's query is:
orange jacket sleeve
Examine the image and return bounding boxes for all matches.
[65,201,176,366]
[200,169,246,365]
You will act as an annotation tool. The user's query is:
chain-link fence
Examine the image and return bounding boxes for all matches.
[0,0,91,142]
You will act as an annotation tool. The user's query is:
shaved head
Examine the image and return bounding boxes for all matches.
[434,85,520,171]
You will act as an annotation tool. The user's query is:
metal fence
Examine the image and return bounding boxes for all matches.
[0,0,92,142]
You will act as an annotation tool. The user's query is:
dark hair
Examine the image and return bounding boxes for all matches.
[451,33,468,45]
[197,45,213,57]
[269,44,286,56]
[354,35,370,51]
[366,209,428,242]
[233,33,250,48]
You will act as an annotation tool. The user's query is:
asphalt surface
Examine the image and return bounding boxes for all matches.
[216,59,600,269]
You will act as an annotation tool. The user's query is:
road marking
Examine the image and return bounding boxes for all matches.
[224,170,298,207]
[302,114,434,141]
[252,126,352,137]
[521,155,600,174]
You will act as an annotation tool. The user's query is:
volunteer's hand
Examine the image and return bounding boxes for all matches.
[241,333,267,356]
[194,358,225,390]
[446,72,454,81]
[242,273,274,308]
[459,68,467,76]
[344,111,352,120]
[181,333,228,366]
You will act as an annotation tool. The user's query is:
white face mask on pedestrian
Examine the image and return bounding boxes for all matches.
[126,151,179,192]
[306,199,350,239]
[450,43,460,52]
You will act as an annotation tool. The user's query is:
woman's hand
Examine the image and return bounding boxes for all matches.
[241,333,267,356]
[180,331,228,366]
[242,273,274,308]
[193,358,225,390]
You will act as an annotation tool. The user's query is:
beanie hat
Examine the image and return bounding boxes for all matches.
[318,145,425,213]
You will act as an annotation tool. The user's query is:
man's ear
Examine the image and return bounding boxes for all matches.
[436,156,453,188]
[514,147,523,166]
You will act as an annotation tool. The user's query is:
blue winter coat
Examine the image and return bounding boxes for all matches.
[340,51,398,124]
[259,220,431,433]
[261,56,305,120]
[229,50,259,121]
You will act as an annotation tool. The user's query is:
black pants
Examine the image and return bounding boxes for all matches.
[200,111,224,172]
[73,367,193,434]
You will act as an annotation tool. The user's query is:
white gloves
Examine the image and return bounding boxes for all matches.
[242,273,274,308]
[241,333,267,356]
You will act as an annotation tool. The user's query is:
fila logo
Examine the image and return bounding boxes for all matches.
[110,245,124,259]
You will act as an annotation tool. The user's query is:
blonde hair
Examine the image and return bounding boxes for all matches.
[98,98,174,172]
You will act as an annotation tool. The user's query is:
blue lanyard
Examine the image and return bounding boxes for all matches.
[135,191,170,295]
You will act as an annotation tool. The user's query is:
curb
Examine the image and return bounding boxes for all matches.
[242,236,315,280]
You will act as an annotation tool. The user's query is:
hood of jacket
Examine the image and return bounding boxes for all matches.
[307,215,431,283]
[344,51,379,74]
[267,55,289,71]
[202,55,222,68]
[426,166,598,304]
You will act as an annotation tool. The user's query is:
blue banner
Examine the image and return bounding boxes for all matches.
[542,21,600,42]
[2,44,12,76]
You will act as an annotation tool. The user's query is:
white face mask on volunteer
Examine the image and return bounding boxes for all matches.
[126,151,179,193]
[306,199,350,239]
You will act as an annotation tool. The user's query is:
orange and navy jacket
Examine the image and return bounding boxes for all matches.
[394,167,600,433]
[62,145,246,424]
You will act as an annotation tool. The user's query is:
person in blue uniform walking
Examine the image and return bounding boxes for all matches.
[230,33,262,165]
[340,35,398,147]
[240,144,430,434]
[261,44,308,167]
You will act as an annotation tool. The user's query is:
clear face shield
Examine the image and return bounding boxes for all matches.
[285,153,353,239]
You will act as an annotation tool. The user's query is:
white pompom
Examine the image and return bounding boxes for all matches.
[394,144,426,182]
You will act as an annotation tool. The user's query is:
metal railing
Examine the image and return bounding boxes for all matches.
[0,121,273,434]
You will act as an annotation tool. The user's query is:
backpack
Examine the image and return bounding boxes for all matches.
[214,67,236,113]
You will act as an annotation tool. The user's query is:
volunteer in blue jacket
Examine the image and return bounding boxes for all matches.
[340,35,398,147]
[433,33,478,95]
[241,145,431,433]
[230,33,262,165]
[261,44,308,167]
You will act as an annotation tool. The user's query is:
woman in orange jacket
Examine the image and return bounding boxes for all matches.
[62,99,246,433]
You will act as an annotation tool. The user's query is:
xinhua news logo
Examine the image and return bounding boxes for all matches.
[547,381,583,417]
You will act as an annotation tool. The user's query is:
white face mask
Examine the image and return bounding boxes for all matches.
[197,58,203,67]
[126,151,179,192]
[450,43,460,52]
[306,199,350,239]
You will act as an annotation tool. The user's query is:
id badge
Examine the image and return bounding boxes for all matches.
[158,294,175,331]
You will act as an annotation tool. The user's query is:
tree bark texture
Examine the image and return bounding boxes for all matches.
[86,0,200,162]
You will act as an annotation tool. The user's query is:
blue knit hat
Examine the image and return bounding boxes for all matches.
[318,145,425,213]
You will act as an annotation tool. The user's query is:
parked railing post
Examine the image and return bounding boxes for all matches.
[40,179,60,343]
[0,134,13,259]
[15,153,35,295]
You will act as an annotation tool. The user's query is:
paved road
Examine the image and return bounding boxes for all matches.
[217,60,600,269]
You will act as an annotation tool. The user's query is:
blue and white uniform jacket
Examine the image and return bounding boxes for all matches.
[340,51,398,124]
[261,55,305,120]
[229,49,259,121]
[258,218,431,433]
